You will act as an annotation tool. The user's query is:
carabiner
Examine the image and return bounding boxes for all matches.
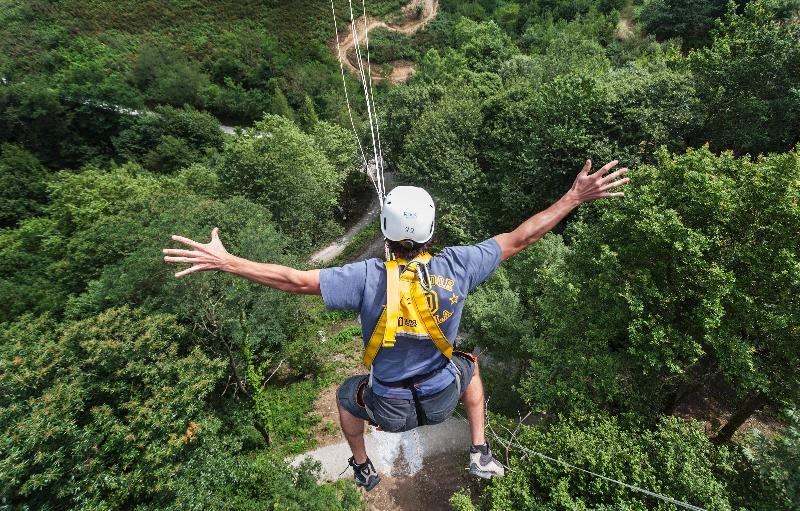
[416,262,432,293]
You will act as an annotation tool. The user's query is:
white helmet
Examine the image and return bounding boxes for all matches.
[380,186,435,244]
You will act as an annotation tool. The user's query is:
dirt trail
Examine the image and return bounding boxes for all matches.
[615,2,635,40]
[331,0,438,84]
[309,171,393,265]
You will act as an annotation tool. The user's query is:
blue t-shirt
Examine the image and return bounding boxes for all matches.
[319,238,502,398]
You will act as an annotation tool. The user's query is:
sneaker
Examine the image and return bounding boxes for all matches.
[469,443,505,479]
[348,456,381,491]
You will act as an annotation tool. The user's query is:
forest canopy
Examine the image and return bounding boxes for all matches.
[1,0,798,509]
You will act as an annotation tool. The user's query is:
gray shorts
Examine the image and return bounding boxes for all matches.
[337,351,476,433]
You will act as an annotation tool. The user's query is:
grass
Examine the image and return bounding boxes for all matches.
[355,27,420,64]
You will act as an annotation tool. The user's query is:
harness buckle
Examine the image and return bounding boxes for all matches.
[416,262,432,294]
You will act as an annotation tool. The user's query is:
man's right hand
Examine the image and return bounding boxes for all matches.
[163,227,321,294]
[163,227,233,278]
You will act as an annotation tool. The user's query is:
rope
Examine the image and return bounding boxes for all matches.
[328,0,379,199]
[347,0,384,204]
[360,0,387,200]
[452,412,708,511]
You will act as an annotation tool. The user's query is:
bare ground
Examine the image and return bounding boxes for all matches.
[310,323,368,448]
[673,386,784,441]
[329,0,438,84]
[364,452,484,511]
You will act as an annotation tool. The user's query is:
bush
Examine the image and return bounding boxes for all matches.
[0,144,48,227]
[474,415,735,510]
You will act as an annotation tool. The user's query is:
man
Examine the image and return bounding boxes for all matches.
[163,159,628,491]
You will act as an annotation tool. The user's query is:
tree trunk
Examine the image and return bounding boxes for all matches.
[712,391,769,444]
[254,421,272,447]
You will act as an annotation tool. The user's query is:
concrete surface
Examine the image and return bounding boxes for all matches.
[291,417,470,480]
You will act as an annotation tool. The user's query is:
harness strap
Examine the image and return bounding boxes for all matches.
[363,308,387,367]
[363,252,453,368]
[410,281,453,360]
[383,260,400,347]
[404,379,427,427]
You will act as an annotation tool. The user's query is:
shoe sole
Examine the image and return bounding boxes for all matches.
[358,476,381,491]
[469,465,503,479]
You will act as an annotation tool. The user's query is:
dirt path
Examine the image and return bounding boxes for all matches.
[615,2,635,40]
[331,0,439,84]
[309,171,393,265]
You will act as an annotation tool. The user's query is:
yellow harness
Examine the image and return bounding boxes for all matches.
[363,253,454,368]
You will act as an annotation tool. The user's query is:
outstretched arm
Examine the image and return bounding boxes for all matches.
[163,228,321,294]
[494,159,629,261]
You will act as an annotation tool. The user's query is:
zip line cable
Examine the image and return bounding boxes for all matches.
[328,0,378,199]
[360,0,387,200]
[347,0,385,204]
[453,412,708,511]
[330,0,388,205]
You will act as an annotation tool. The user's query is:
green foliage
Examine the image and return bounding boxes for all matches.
[398,90,492,243]
[742,409,800,509]
[0,308,362,510]
[114,105,225,172]
[270,84,296,121]
[0,78,131,168]
[216,115,346,249]
[466,147,800,420]
[364,28,420,64]
[639,0,729,48]
[169,435,363,511]
[0,307,226,509]
[475,415,735,510]
[454,19,520,73]
[298,95,320,129]
[0,144,48,227]
[688,0,800,154]
[131,43,209,107]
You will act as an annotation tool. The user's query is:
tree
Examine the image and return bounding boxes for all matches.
[0,308,362,510]
[465,147,800,428]
[216,115,344,248]
[743,409,800,509]
[114,105,224,172]
[461,415,735,510]
[688,0,800,154]
[0,144,48,227]
[131,44,208,108]
[454,19,520,74]
[298,95,319,129]
[270,84,295,121]
[0,308,225,509]
[398,91,492,244]
[639,0,729,48]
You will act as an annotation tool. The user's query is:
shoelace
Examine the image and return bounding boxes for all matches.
[339,456,370,478]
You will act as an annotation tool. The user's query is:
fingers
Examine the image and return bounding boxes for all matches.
[602,191,625,198]
[171,234,205,250]
[600,167,628,183]
[580,159,592,175]
[164,256,199,264]
[211,227,220,241]
[595,159,619,176]
[163,248,199,257]
[175,264,211,278]
[600,177,630,191]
